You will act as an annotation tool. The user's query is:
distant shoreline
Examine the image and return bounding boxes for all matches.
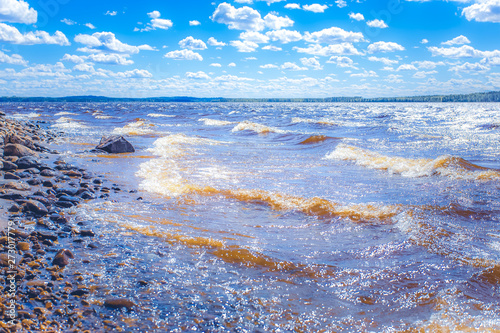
[1,91,499,103]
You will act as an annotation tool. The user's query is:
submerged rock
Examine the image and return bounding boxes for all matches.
[95,136,135,154]
[104,298,136,310]
[52,248,74,267]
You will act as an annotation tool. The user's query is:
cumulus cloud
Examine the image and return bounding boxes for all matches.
[421,39,429,44]
[179,36,207,50]
[211,2,264,31]
[327,56,357,68]
[294,43,361,56]
[368,56,399,66]
[441,35,471,46]
[260,64,279,68]
[164,49,203,61]
[230,40,259,52]
[75,31,152,54]
[351,70,378,77]
[62,53,134,65]
[0,50,27,65]
[428,45,500,58]
[61,18,77,26]
[266,29,302,43]
[396,64,418,71]
[300,57,323,70]
[186,71,211,79]
[105,11,117,16]
[0,0,37,24]
[284,3,301,9]
[281,62,308,70]
[0,23,70,45]
[137,11,173,31]
[263,13,294,30]
[85,23,96,29]
[189,20,201,26]
[463,0,500,23]
[304,27,365,44]
[239,31,269,43]
[368,41,405,53]
[262,45,282,51]
[207,37,226,47]
[450,62,490,73]
[303,4,329,13]
[412,60,445,69]
[367,19,388,28]
[349,12,364,21]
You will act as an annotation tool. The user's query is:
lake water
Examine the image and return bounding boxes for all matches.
[4,102,500,332]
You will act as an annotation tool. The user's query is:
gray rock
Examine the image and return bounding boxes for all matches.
[95,136,135,154]
[16,156,40,169]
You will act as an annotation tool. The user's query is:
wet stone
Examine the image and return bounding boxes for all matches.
[25,200,49,216]
[52,249,74,267]
[16,156,40,169]
[40,169,56,177]
[104,298,136,310]
[43,180,53,188]
[4,172,20,180]
[79,230,95,237]
[27,178,42,185]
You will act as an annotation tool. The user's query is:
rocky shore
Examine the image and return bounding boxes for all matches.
[0,114,135,332]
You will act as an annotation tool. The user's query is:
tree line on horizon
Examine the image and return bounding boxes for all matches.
[1,91,499,103]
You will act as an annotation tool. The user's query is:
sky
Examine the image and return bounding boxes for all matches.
[0,0,499,98]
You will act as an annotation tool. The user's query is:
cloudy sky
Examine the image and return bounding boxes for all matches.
[0,0,499,98]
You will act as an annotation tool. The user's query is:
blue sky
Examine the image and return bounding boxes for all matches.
[0,0,499,98]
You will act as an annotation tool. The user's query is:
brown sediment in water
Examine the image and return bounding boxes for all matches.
[299,135,340,144]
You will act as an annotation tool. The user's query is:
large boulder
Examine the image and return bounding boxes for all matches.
[16,156,40,169]
[95,136,135,154]
[4,144,38,157]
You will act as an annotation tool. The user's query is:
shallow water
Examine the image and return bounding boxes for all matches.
[4,102,500,331]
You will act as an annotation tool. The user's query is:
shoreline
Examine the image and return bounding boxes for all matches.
[0,113,132,331]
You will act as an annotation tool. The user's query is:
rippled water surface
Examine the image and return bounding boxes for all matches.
[4,102,500,331]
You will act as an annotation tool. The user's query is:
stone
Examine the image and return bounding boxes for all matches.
[79,230,95,237]
[25,200,49,216]
[1,160,17,171]
[27,178,42,185]
[80,191,96,200]
[36,231,58,241]
[95,136,135,154]
[70,288,90,296]
[5,134,36,150]
[1,181,30,191]
[4,172,20,180]
[3,144,38,157]
[43,180,53,188]
[103,298,136,310]
[52,249,74,267]
[17,242,30,251]
[16,156,40,169]
[40,169,56,177]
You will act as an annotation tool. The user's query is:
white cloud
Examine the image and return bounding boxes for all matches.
[164,49,203,60]
[179,36,207,50]
[263,13,294,30]
[368,41,405,53]
[228,62,236,67]
[428,45,500,59]
[0,50,26,65]
[0,0,37,24]
[351,70,378,77]
[189,20,201,26]
[262,45,282,51]
[105,11,117,16]
[303,4,329,13]
[140,11,173,31]
[116,69,152,78]
[366,19,388,28]
[300,57,323,70]
[260,64,279,68]
[412,60,445,69]
[285,3,301,9]
[335,0,347,8]
[450,62,490,73]
[266,29,302,43]
[61,18,77,26]
[463,0,500,23]
[75,31,152,54]
[413,70,437,79]
[304,27,365,44]
[281,62,308,70]
[396,64,418,71]
[0,23,70,45]
[239,31,269,43]
[210,63,222,67]
[230,40,259,52]
[327,56,357,68]
[294,43,361,56]
[211,2,265,31]
[368,56,399,66]
[85,23,96,29]
[441,35,471,46]
[349,12,364,21]
[86,53,134,65]
[207,37,226,47]
[234,0,286,4]
[421,39,429,44]
[186,71,211,79]
[385,74,403,83]
[73,63,94,73]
